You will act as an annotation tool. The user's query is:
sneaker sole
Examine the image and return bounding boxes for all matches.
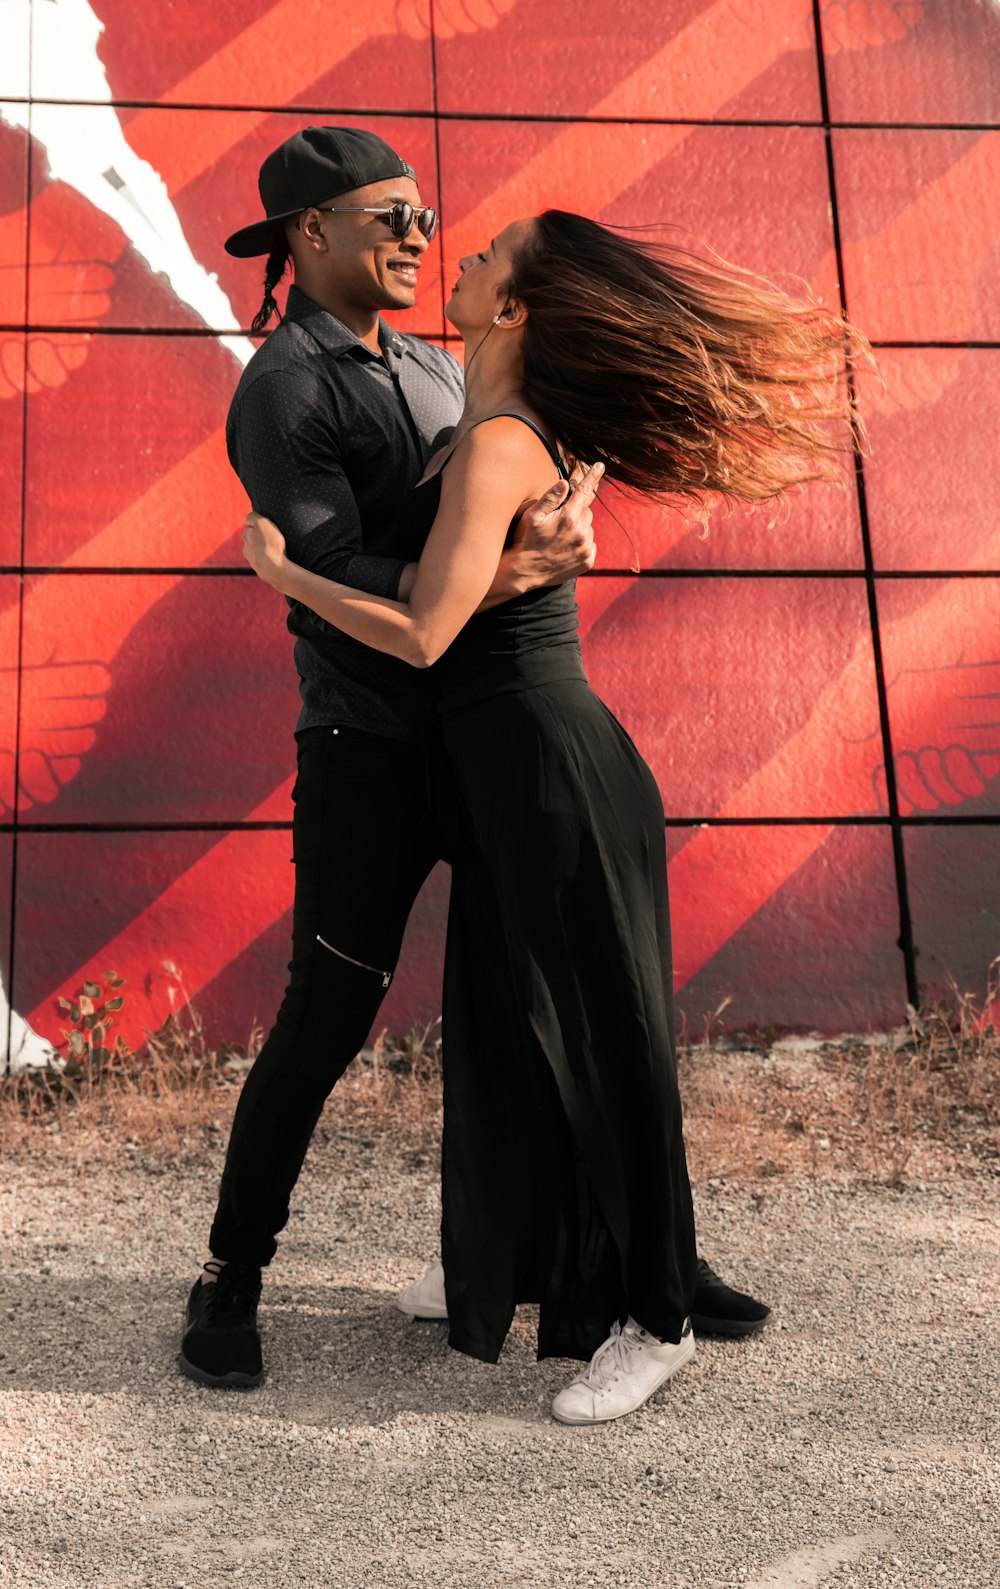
[551,1332,695,1426]
[178,1351,264,1389]
[691,1308,771,1338]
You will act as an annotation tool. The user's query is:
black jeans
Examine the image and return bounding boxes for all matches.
[209,724,440,1266]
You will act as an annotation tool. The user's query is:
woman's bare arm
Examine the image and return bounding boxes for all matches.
[394,457,601,605]
[244,419,561,668]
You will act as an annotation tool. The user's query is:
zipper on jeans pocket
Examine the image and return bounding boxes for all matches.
[316,934,392,987]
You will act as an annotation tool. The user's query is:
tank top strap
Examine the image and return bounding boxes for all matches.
[467,411,571,480]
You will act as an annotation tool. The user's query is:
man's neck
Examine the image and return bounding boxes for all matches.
[292,278,382,351]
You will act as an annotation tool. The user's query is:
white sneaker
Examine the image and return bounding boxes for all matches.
[395,1260,448,1321]
[551,1316,694,1425]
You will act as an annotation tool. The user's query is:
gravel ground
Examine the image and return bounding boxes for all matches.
[0,1125,997,1589]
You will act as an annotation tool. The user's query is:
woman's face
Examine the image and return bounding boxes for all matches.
[446,218,534,334]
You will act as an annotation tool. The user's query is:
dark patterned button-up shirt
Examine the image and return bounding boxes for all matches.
[227,285,465,740]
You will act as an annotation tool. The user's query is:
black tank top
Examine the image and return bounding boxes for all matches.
[407,413,585,710]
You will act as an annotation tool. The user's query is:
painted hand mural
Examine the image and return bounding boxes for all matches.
[820,0,924,53]
[2,658,111,815]
[2,0,998,1068]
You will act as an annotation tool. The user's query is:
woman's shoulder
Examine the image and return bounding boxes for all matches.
[469,408,555,450]
[419,409,558,487]
[462,411,565,479]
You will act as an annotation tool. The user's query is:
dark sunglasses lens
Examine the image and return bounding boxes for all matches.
[388,204,438,241]
[389,203,414,237]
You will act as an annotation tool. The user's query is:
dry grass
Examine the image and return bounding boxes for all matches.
[679,978,998,1187]
[0,1009,445,1171]
[2,979,996,1186]
[0,1002,263,1166]
[312,1019,446,1165]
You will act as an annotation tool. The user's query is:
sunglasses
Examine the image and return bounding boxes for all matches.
[313,202,439,242]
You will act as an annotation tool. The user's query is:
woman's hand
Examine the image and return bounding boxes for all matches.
[242,512,290,591]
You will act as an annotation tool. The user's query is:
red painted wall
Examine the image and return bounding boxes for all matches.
[2,0,998,1063]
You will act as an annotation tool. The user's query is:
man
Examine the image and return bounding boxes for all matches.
[180,126,769,1389]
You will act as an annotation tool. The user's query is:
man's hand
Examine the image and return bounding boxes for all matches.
[243,511,292,592]
[489,460,603,604]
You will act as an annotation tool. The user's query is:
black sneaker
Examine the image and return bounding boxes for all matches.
[179,1261,264,1387]
[691,1257,772,1338]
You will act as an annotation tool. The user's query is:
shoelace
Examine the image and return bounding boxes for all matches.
[577,1320,647,1393]
[200,1262,260,1331]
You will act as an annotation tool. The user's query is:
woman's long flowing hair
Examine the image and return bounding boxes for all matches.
[507,210,871,509]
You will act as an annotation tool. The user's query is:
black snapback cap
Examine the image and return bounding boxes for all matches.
[224,125,418,258]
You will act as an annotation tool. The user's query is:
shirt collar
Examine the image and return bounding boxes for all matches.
[283,285,406,365]
[378,319,407,371]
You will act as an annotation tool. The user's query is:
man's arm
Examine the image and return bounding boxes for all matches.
[394,459,603,605]
[243,420,563,668]
[231,370,408,599]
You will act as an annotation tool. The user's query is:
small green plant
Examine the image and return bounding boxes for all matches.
[58,971,130,1077]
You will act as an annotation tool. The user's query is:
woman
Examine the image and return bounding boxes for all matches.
[242,211,866,1424]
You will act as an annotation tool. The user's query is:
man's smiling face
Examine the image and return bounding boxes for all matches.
[297,176,430,315]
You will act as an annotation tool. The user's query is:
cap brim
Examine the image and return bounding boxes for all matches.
[223,209,301,258]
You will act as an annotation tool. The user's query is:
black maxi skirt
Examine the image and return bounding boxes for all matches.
[436,655,697,1365]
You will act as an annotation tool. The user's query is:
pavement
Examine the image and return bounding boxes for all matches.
[0,1124,996,1588]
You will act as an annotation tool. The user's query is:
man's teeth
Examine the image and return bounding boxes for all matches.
[389,263,417,276]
